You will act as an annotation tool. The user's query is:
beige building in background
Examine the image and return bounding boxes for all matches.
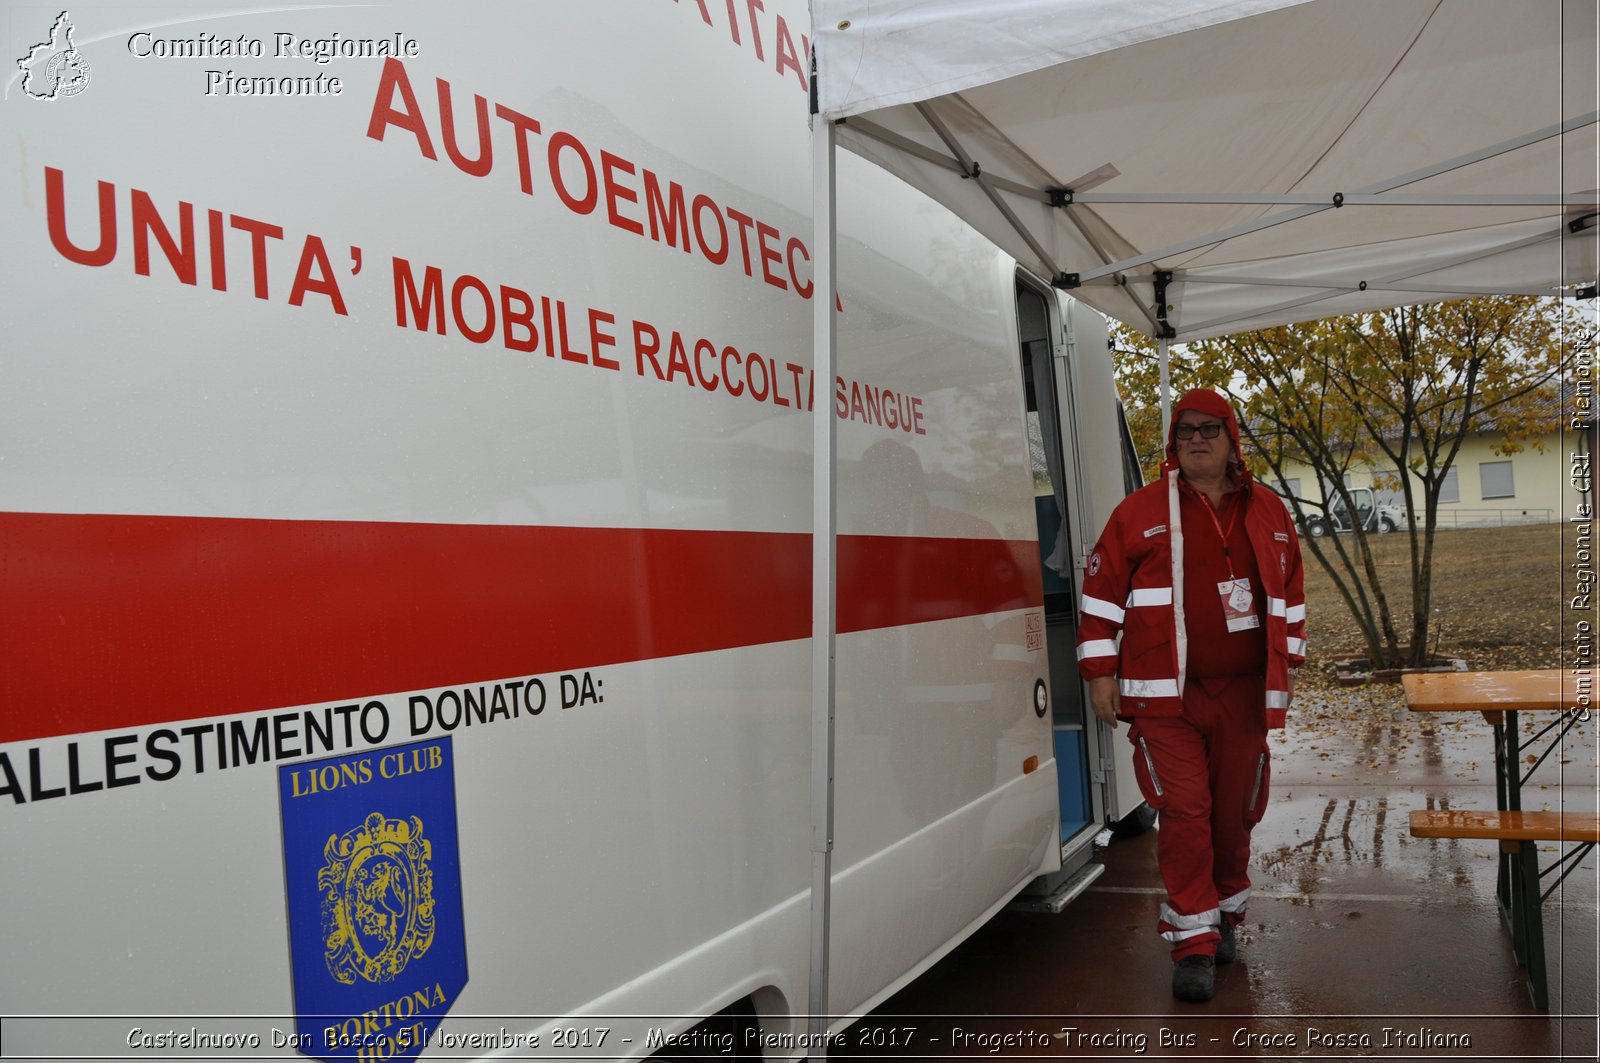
[1270,427,1573,529]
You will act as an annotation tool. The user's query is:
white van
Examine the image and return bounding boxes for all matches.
[2,3,1141,1058]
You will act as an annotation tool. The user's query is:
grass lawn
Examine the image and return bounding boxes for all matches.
[1297,521,1582,691]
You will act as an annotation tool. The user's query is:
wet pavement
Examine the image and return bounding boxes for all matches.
[857,685,1599,1060]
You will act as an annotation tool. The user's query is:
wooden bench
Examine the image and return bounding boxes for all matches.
[1410,810,1600,1009]
[1403,670,1588,980]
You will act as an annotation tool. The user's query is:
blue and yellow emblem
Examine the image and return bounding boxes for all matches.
[279,738,467,1062]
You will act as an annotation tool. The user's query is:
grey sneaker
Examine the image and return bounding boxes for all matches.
[1216,920,1237,965]
[1172,954,1215,1002]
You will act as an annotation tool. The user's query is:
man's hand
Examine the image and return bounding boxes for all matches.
[1089,675,1120,730]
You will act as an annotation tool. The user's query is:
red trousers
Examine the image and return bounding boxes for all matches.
[1127,674,1271,961]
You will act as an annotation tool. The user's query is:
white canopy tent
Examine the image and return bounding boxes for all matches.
[802,0,1597,1036]
[812,0,1597,341]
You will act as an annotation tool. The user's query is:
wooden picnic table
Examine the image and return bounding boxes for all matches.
[1402,668,1592,1008]
[1402,668,1567,719]
[1401,669,1580,814]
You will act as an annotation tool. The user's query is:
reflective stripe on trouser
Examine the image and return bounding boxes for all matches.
[1131,674,1268,960]
[1219,886,1252,927]
[1158,903,1221,944]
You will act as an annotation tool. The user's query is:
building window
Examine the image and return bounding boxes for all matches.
[1277,477,1300,501]
[1440,467,1460,504]
[1481,460,1514,500]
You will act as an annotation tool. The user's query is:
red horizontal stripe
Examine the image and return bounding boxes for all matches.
[835,533,1041,634]
[0,512,1041,744]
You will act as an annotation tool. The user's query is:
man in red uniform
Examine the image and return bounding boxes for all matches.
[1076,388,1306,1003]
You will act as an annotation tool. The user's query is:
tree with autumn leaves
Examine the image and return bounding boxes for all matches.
[1113,296,1592,670]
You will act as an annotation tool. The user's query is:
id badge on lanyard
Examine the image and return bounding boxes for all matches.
[1204,493,1259,632]
[1218,577,1259,632]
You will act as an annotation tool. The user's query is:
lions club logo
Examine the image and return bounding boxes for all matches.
[280,740,466,1063]
[319,812,436,985]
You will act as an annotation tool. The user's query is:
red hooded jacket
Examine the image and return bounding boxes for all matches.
[1075,390,1307,727]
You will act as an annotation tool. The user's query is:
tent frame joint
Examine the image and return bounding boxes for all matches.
[1053,272,1081,289]
[1048,187,1074,208]
[1152,270,1176,338]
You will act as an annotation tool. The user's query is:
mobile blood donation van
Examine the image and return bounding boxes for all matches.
[1,2,1143,1058]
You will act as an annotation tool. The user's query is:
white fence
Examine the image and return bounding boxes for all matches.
[1418,508,1557,529]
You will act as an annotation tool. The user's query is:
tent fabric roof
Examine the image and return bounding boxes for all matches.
[812,0,1308,121]
[812,0,1599,340]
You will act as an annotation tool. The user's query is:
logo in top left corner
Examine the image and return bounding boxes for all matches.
[17,11,92,100]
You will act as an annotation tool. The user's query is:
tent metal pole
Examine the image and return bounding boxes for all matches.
[841,117,1143,313]
[1177,224,1566,337]
[1179,273,1570,294]
[1074,192,1596,207]
[1159,336,1172,441]
[913,101,1068,282]
[855,112,1129,278]
[1081,110,1600,285]
[807,109,839,1053]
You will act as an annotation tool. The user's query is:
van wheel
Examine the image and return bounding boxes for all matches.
[650,999,760,1062]
[1378,516,1397,533]
[1109,802,1157,838]
[1305,518,1329,539]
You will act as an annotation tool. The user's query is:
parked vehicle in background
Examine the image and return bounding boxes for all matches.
[1298,488,1407,538]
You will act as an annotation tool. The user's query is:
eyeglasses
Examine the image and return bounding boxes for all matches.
[1174,423,1224,440]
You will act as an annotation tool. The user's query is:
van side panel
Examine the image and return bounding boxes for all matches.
[1,2,1055,1054]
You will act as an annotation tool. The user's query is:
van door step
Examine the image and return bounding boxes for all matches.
[1008,860,1105,914]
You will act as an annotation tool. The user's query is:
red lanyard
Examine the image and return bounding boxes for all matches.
[1198,492,1241,580]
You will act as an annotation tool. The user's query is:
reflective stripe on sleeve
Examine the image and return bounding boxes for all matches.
[1267,597,1286,617]
[1076,639,1119,661]
[1081,595,1125,624]
[1287,637,1308,656]
[1126,587,1173,607]
[1266,689,1291,709]
[1287,603,1306,624]
[1121,677,1180,698]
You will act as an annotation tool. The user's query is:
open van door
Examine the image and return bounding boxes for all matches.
[1012,278,1147,908]
[1054,295,1147,841]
